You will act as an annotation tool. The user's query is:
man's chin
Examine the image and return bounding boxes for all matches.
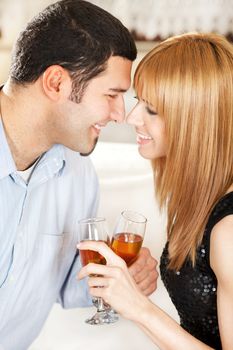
[80,138,98,157]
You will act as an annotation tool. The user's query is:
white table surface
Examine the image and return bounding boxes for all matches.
[30,277,178,350]
[30,304,159,350]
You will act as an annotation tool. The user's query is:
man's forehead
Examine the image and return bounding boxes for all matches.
[86,56,132,92]
[105,55,133,71]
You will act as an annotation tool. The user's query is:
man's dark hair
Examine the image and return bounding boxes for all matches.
[10,0,137,102]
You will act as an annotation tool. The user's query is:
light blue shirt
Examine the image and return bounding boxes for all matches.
[0,119,99,350]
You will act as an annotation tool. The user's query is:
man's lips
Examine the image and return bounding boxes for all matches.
[92,123,106,134]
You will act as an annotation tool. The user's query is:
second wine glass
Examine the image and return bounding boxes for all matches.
[108,210,147,317]
[111,210,147,266]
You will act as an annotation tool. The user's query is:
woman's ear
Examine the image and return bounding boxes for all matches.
[41,65,72,101]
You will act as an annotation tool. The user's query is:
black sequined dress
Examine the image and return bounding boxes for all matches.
[160,191,233,349]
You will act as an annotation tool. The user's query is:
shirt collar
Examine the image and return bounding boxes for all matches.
[34,144,66,178]
[0,118,16,180]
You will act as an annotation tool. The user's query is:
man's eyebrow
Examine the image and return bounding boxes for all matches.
[109,88,127,93]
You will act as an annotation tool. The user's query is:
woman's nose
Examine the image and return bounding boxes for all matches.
[126,104,144,126]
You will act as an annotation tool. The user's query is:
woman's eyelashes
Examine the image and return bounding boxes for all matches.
[133,96,157,115]
[146,106,157,115]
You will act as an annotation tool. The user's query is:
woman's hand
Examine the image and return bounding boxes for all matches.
[77,241,153,321]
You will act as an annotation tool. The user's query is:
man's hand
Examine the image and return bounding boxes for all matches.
[128,247,158,296]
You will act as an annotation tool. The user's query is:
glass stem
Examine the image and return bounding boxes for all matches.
[96,297,105,312]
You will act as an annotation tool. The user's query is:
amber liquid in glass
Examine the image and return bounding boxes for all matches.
[111,233,143,266]
[79,240,107,266]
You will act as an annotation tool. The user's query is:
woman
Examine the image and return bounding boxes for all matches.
[78,33,233,349]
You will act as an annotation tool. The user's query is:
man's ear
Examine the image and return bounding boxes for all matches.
[41,65,72,101]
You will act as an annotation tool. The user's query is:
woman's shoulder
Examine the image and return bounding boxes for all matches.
[201,191,233,264]
[208,189,233,271]
[209,213,233,280]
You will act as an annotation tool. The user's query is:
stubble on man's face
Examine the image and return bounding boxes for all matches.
[80,136,98,156]
[67,56,132,156]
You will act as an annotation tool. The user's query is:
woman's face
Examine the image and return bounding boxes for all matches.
[127,99,167,160]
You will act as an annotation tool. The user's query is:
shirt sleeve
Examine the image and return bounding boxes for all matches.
[57,157,100,308]
[57,254,93,308]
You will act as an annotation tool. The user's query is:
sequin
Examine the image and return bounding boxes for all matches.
[160,191,233,350]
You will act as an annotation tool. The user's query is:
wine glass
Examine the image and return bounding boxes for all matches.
[108,210,147,317]
[111,210,147,266]
[78,217,118,325]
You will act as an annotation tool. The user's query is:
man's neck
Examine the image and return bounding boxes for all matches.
[0,82,52,171]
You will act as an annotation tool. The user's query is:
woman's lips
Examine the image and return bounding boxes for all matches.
[136,132,153,145]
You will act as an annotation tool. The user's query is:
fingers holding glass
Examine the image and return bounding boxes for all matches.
[78,211,148,322]
[78,247,148,320]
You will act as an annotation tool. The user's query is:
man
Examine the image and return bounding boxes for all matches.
[0,1,158,349]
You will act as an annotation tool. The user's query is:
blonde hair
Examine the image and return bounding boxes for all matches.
[134,33,233,270]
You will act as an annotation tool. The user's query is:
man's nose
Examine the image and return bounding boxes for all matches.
[110,95,125,123]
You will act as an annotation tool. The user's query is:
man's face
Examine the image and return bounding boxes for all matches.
[51,56,132,155]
